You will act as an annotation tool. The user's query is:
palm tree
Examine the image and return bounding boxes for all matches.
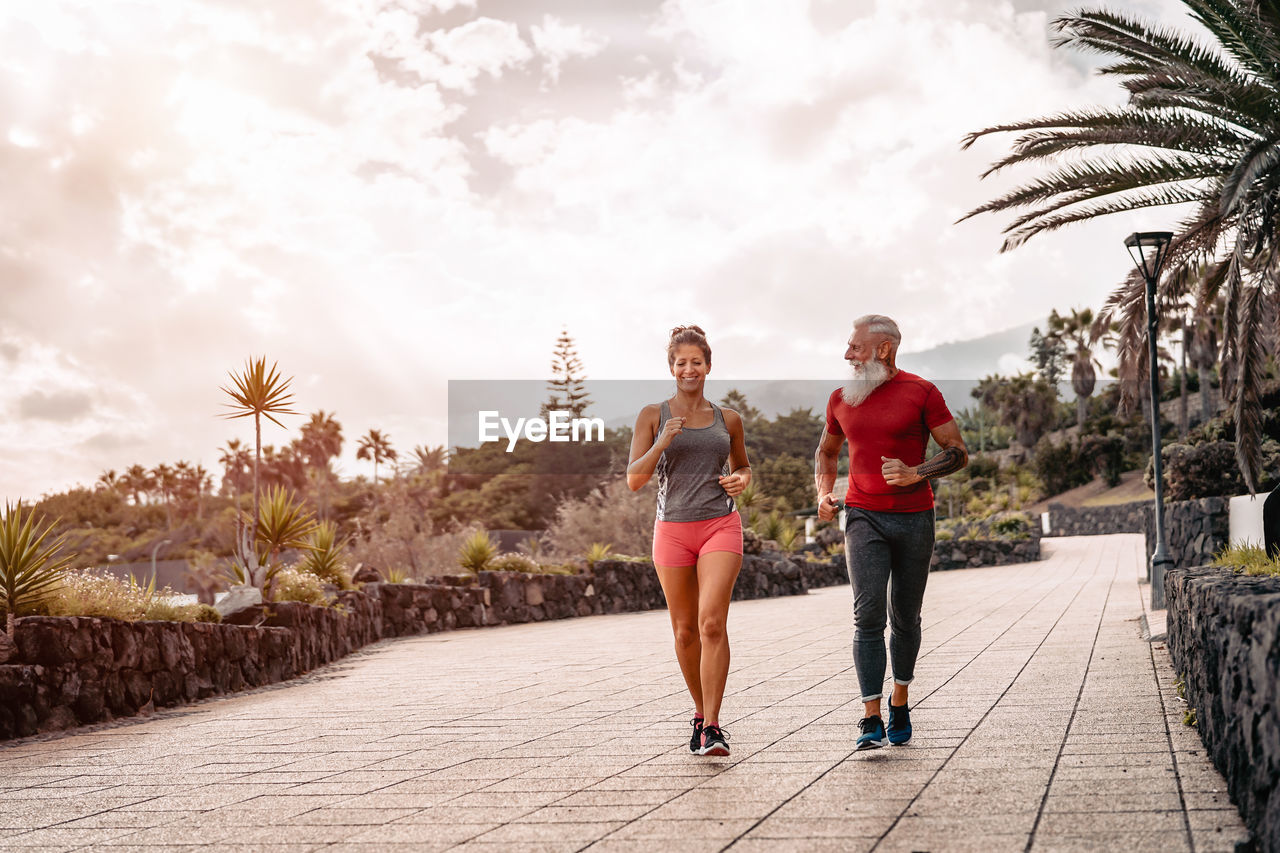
[1048,308,1102,430]
[152,463,175,529]
[960,1,1280,489]
[356,429,397,486]
[411,444,447,475]
[122,464,152,506]
[300,410,344,469]
[96,470,120,494]
[221,357,298,523]
[301,411,343,519]
[218,439,251,506]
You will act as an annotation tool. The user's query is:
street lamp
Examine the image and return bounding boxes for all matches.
[1125,230,1174,609]
[150,539,172,585]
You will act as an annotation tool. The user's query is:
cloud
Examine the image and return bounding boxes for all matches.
[0,0,1205,498]
[530,15,608,85]
[17,390,94,421]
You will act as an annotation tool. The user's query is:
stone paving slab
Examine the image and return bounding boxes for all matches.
[0,535,1252,852]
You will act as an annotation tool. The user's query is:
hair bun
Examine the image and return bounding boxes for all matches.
[670,324,707,339]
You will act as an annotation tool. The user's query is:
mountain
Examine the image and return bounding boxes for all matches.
[449,323,1040,446]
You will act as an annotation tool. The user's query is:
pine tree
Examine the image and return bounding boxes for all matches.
[543,328,591,418]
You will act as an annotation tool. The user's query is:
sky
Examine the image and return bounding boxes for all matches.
[2,0,1193,500]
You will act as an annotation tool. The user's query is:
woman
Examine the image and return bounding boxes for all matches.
[627,325,751,757]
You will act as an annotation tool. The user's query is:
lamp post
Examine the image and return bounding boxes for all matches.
[1125,231,1174,609]
[150,539,172,586]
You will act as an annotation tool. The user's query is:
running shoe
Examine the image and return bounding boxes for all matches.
[887,702,912,745]
[689,716,704,754]
[856,715,887,751]
[698,724,730,756]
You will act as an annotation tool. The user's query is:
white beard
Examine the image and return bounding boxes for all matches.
[842,357,890,407]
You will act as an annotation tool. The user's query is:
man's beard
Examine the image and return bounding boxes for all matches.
[842,357,890,407]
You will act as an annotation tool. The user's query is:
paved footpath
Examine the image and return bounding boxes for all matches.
[0,535,1252,852]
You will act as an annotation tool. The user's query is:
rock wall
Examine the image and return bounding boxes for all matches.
[1145,497,1230,569]
[0,542,1015,742]
[1166,566,1280,852]
[1046,501,1149,536]
[930,537,1041,572]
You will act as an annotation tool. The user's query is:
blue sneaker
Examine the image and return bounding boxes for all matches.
[856,715,887,750]
[887,702,912,745]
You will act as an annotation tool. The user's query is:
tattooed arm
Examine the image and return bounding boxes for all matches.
[814,427,845,521]
[881,419,968,487]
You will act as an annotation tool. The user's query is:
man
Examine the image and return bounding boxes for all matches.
[814,315,968,750]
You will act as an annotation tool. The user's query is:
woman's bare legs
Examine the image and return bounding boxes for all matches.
[655,564,703,715]
[695,550,742,724]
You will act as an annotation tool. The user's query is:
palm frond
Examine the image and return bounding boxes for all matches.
[220,357,298,428]
[1230,278,1269,491]
[1183,0,1280,80]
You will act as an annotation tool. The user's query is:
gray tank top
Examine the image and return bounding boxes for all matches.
[655,400,735,522]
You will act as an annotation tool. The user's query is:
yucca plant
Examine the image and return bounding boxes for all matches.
[735,483,769,514]
[253,486,318,568]
[384,567,412,584]
[296,521,350,588]
[776,525,800,554]
[223,524,279,591]
[458,530,498,574]
[756,511,792,543]
[960,0,1280,489]
[0,502,74,638]
[220,356,298,523]
[585,542,613,568]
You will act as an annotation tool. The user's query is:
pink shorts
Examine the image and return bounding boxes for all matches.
[652,512,743,567]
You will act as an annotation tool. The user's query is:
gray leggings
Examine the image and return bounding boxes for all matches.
[843,507,936,702]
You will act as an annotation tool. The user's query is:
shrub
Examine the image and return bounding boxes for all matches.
[458,530,498,574]
[384,567,413,584]
[297,521,352,589]
[1031,437,1093,498]
[144,598,222,623]
[1212,543,1280,576]
[1150,440,1280,501]
[490,553,540,573]
[1079,434,1125,487]
[776,525,800,553]
[756,512,793,542]
[46,570,155,620]
[191,604,222,623]
[585,542,613,567]
[545,479,655,559]
[989,512,1033,540]
[271,568,332,606]
[44,570,215,622]
[1,502,74,636]
[967,455,1000,481]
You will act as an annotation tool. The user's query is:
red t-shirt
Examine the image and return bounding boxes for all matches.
[825,371,954,512]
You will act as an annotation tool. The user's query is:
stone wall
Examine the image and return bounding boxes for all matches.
[1046,501,1149,537]
[931,537,1041,572]
[1166,566,1280,852]
[0,542,1010,742]
[1145,497,1230,569]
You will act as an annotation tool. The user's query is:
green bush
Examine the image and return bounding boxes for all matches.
[490,553,540,573]
[1032,437,1093,497]
[46,570,218,622]
[271,568,332,606]
[458,529,499,574]
[1212,543,1280,576]
[1149,440,1280,501]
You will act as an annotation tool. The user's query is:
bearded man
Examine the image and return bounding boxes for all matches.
[814,315,968,750]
